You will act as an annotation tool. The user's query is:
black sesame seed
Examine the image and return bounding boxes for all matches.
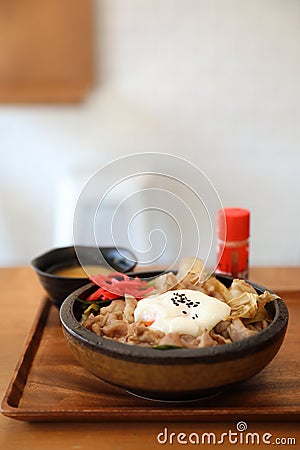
[182,310,187,314]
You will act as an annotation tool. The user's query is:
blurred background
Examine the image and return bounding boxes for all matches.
[0,0,299,267]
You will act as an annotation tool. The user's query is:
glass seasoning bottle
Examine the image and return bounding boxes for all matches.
[216,208,250,279]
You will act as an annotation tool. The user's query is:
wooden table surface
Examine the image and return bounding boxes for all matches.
[0,267,299,450]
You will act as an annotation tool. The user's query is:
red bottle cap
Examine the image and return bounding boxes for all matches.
[217,208,250,241]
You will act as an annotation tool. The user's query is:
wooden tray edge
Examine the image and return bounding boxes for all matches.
[2,407,300,423]
[1,297,51,416]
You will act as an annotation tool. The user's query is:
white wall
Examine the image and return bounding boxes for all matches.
[0,0,299,266]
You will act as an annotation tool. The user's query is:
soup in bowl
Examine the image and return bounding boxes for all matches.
[31,246,137,308]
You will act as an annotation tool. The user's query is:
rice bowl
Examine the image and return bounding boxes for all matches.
[60,271,288,401]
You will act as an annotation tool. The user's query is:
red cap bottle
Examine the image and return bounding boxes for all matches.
[216,208,250,278]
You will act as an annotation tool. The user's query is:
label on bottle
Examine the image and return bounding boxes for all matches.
[216,240,249,278]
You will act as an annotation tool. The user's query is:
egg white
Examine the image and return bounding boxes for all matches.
[134,289,230,337]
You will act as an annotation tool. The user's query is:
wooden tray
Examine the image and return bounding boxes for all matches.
[1,292,300,422]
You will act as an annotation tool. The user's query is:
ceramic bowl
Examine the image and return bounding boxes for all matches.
[60,272,288,401]
[31,246,137,308]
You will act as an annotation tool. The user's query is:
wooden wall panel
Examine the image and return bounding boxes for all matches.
[0,0,94,103]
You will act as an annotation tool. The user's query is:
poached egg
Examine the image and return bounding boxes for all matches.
[134,289,230,337]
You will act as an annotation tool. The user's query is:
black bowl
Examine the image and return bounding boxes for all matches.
[31,246,137,308]
[60,272,289,401]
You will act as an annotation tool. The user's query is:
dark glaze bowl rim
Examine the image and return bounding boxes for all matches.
[60,272,289,365]
[31,245,137,280]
